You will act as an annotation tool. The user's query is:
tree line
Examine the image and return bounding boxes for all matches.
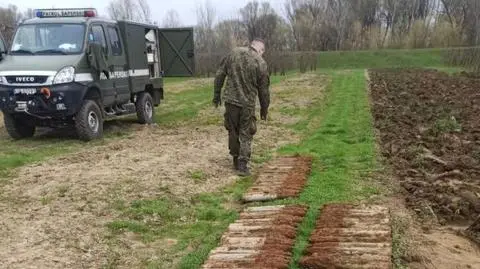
[193,0,480,52]
[193,0,480,76]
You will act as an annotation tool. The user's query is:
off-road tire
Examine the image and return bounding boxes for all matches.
[3,113,35,139]
[136,92,154,124]
[75,100,103,141]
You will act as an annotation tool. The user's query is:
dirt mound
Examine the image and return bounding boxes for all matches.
[299,204,392,269]
[369,68,480,224]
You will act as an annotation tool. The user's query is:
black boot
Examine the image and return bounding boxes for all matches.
[237,160,251,177]
[233,156,239,170]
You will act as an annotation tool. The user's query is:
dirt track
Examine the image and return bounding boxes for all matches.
[0,73,325,269]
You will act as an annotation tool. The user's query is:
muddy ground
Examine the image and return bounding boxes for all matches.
[369,68,480,224]
[0,73,326,269]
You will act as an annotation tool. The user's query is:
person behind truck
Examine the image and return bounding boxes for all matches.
[212,38,270,176]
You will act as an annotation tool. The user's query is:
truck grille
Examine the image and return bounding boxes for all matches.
[5,76,49,84]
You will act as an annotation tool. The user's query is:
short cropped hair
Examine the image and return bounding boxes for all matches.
[252,38,265,44]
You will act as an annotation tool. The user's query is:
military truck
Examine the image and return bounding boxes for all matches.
[0,8,194,141]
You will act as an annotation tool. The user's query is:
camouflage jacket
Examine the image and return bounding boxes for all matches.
[214,46,270,111]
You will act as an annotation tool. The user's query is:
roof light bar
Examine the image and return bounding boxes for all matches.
[34,8,97,18]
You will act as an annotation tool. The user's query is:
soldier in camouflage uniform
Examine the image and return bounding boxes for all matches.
[213,39,270,176]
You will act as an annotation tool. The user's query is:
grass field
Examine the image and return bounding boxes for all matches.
[105,69,383,268]
[317,48,448,69]
[278,70,380,268]
[0,49,468,268]
[0,75,285,178]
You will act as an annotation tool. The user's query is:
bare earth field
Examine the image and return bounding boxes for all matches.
[370,69,480,224]
[368,69,480,268]
[0,73,326,269]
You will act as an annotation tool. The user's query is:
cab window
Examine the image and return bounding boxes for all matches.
[107,26,122,56]
[89,25,108,53]
[11,23,85,54]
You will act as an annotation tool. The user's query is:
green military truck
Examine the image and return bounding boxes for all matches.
[0,8,194,141]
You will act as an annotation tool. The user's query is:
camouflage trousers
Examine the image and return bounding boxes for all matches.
[224,102,257,162]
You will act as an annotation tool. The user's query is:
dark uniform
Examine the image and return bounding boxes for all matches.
[213,46,270,175]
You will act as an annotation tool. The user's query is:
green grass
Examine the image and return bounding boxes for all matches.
[0,139,77,178]
[106,177,253,269]
[163,77,193,85]
[189,170,207,184]
[0,128,130,179]
[0,74,289,177]
[154,85,212,125]
[108,69,380,269]
[268,70,380,268]
[317,48,448,69]
[154,73,290,126]
[391,214,410,269]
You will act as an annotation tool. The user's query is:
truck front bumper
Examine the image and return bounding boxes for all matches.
[0,82,86,119]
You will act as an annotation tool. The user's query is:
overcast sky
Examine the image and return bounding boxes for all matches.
[0,0,287,26]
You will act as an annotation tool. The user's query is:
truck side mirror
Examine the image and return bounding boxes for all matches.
[87,43,110,79]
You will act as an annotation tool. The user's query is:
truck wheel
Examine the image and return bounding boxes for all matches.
[136,92,154,124]
[75,100,103,141]
[3,113,35,139]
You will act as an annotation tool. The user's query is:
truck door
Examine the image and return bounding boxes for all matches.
[105,24,130,103]
[158,27,195,76]
[88,24,115,106]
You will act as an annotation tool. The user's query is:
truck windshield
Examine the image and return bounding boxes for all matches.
[11,24,85,55]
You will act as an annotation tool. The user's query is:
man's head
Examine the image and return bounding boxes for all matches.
[250,38,265,56]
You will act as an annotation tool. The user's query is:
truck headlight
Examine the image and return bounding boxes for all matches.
[53,66,75,84]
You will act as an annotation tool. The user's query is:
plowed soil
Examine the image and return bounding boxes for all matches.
[369,69,480,224]
[202,205,307,269]
[242,156,313,202]
[299,204,392,269]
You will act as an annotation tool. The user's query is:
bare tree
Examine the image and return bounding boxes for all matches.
[137,0,152,24]
[194,0,218,76]
[195,0,216,53]
[162,9,182,28]
[192,0,478,77]
[0,5,24,44]
[240,1,284,49]
[106,0,152,23]
[215,18,247,51]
